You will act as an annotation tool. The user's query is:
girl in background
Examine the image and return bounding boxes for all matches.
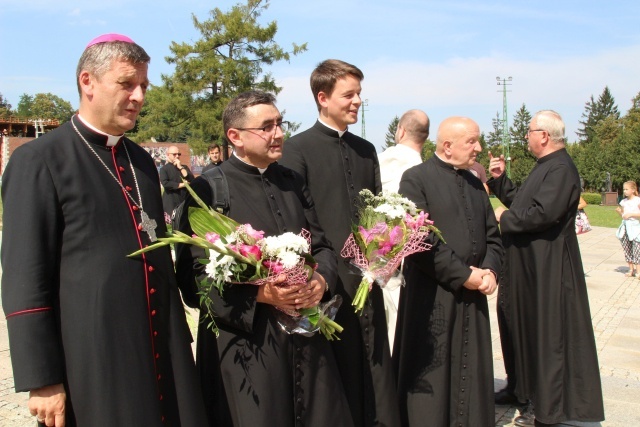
[616,181,640,277]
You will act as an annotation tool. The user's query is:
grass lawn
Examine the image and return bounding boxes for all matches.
[489,197,620,228]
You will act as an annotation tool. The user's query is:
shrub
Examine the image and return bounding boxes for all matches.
[582,192,601,205]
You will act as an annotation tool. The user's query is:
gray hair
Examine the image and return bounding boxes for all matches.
[222,91,277,135]
[76,41,150,97]
[534,110,565,144]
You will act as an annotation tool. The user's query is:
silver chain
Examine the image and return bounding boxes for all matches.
[70,117,143,211]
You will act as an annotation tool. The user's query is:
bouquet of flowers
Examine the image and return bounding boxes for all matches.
[341,189,442,314]
[129,186,343,340]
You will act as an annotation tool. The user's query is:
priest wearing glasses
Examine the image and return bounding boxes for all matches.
[1,34,206,427]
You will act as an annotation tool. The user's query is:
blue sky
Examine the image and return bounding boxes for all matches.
[1,0,639,150]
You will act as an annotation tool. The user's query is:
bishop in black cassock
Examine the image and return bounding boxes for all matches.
[393,117,502,427]
[1,117,206,426]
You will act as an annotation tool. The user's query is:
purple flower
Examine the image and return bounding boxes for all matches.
[238,244,262,262]
[241,224,265,244]
[263,259,284,274]
[388,225,404,245]
[358,223,388,244]
[205,232,221,244]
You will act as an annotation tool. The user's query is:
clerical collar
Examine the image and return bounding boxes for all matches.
[232,152,268,174]
[76,114,124,147]
[433,153,469,171]
[318,118,348,137]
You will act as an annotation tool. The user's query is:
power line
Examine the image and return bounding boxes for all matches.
[496,76,513,178]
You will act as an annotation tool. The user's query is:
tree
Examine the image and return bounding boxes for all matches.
[485,112,504,155]
[134,0,307,152]
[508,104,536,186]
[576,86,620,143]
[0,92,12,117]
[16,93,33,117]
[382,115,399,150]
[31,93,75,123]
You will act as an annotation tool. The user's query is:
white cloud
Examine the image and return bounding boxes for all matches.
[278,44,640,149]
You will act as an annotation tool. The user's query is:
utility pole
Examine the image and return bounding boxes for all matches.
[361,99,369,139]
[496,76,512,177]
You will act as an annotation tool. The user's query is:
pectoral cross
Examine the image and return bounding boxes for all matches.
[140,211,158,242]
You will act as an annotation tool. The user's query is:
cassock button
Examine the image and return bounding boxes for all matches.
[159,394,163,400]
[150,288,156,294]
[133,205,139,211]
[148,266,155,272]
[152,310,157,316]
[119,166,125,172]
[157,374,162,380]
[154,331,158,336]
[156,353,160,359]
[125,185,132,192]
[297,398,301,403]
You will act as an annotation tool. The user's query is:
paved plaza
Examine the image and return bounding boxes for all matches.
[1,226,639,426]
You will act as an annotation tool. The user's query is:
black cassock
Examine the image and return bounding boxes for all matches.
[487,149,604,424]
[160,162,195,216]
[175,156,353,427]
[281,121,400,427]
[394,155,503,427]
[1,118,206,426]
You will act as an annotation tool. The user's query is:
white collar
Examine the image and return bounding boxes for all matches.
[318,118,348,137]
[76,114,124,147]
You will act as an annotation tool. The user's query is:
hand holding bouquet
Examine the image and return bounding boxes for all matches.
[129,184,343,340]
[341,189,442,314]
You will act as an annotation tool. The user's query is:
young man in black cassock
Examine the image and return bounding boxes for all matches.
[394,117,502,427]
[1,34,206,426]
[175,91,353,427]
[201,143,223,174]
[488,110,604,426]
[280,59,400,426]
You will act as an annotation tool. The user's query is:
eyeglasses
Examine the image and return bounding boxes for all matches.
[526,129,546,136]
[236,121,290,134]
[168,152,181,156]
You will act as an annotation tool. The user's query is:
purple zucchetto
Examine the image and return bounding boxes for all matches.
[85,33,135,50]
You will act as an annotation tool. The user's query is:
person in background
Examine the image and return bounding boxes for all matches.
[488,110,604,426]
[1,33,206,427]
[575,195,592,234]
[377,109,430,351]
[394,116,501,427]
[201,143,223,174]
[160,145,195,218]
[469,160,490,194]
[616,181,640,277]
[280,59,400,426]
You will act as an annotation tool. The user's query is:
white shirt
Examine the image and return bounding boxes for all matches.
[378,144,423,193]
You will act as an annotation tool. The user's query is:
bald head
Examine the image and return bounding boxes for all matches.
[436,117,481,168]
[394,109,430,154]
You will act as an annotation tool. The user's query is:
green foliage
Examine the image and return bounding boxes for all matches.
[15,92,74,123]
[577,86,620,143]
[383,115,399,150]
[420,139,435,161]
[582,193,601,205]
[507,104,536,186]
[133,0,307,148]
[0,92,12,117]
